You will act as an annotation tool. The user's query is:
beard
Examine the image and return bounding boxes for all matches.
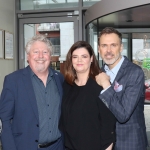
[103,52,121,65]
[35,65,45,72]
[34,58,48,72]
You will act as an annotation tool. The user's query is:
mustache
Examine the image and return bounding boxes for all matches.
[104,52,114,57]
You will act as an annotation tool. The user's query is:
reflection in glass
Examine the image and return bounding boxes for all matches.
[51,61,60,71]
[132,33,150,104]
[83,0,100,7]
[24,22,74,72]
[20,0,101,10]
[37,23,60,31]
[122,37,128,57]
[86,22,98,59]
[20,0,79,10]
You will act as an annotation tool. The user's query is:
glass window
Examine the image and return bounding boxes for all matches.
[122,34,129,57]
[83,0,100,7]
[24,22,74,71]
[132,33,150,105]
[20,0,79,10]
[86,22,99,61]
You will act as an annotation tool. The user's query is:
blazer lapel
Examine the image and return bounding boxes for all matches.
[112,56,129,86]
[22,66,39,121]
[102,56,130,87]
[52,70,63,100]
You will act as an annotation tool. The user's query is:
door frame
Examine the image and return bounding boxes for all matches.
[18,14,79,69]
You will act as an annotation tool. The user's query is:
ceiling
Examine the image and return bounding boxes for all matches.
[92,4,150,29]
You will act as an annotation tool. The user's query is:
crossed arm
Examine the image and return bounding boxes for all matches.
[96,70,145,123]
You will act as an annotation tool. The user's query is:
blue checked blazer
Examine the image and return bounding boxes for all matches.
[99,56,148,150]
[0,66,64,150]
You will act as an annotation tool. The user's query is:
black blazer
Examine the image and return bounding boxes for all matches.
[60,77,116,150]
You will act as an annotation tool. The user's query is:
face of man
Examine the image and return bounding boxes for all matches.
[99,33,123,69]
[27,41,51,74]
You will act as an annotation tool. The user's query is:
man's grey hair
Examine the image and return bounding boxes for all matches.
[25,34,53,55]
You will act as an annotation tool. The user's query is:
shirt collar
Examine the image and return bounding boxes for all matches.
[30,66,53,78]
[104,56,124,75]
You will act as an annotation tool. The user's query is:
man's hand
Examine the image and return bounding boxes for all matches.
[95,72,111,89]
[106,143,113,150]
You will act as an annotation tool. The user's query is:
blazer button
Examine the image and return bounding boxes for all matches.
[36,124,39,127]
[111,132,114,134]
[35,140,38,142]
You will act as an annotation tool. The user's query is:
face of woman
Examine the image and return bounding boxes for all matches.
[72,47,93,74]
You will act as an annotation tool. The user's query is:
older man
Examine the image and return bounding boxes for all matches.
[0,34,64,150]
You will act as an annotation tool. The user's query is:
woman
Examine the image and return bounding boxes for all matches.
[59,41,116,150]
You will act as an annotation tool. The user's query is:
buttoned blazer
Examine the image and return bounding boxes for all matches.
[0,66,64,150]
[100,56,148,150]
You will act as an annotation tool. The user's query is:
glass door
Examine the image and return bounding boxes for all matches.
[122,33,131,59]
[18,15,79,74]
[132,33,150,104]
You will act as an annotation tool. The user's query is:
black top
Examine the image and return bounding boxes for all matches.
[59,77,116,150]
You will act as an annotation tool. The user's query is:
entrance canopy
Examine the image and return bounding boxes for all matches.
[85,0,150,28]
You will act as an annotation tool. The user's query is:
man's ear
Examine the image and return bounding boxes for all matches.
[27,53,29,63]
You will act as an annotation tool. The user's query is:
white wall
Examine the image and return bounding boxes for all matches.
[0,0,15,92]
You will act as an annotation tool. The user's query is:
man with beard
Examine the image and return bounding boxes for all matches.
[0,34,64,150]
[96,27,148,150]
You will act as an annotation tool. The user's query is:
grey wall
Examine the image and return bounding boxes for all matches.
[0,0,16,92]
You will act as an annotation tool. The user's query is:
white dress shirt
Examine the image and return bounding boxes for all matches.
[101,56,124,93]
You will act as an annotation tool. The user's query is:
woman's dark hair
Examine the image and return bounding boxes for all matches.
[98,27,122,45]
[65,41,102,85]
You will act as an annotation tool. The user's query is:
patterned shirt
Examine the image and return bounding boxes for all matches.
[31,67,61,144]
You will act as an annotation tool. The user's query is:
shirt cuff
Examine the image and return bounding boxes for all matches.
[100,85,111,94]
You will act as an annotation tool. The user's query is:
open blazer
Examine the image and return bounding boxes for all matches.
[0,66,64,150]
[100,56,148,150]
